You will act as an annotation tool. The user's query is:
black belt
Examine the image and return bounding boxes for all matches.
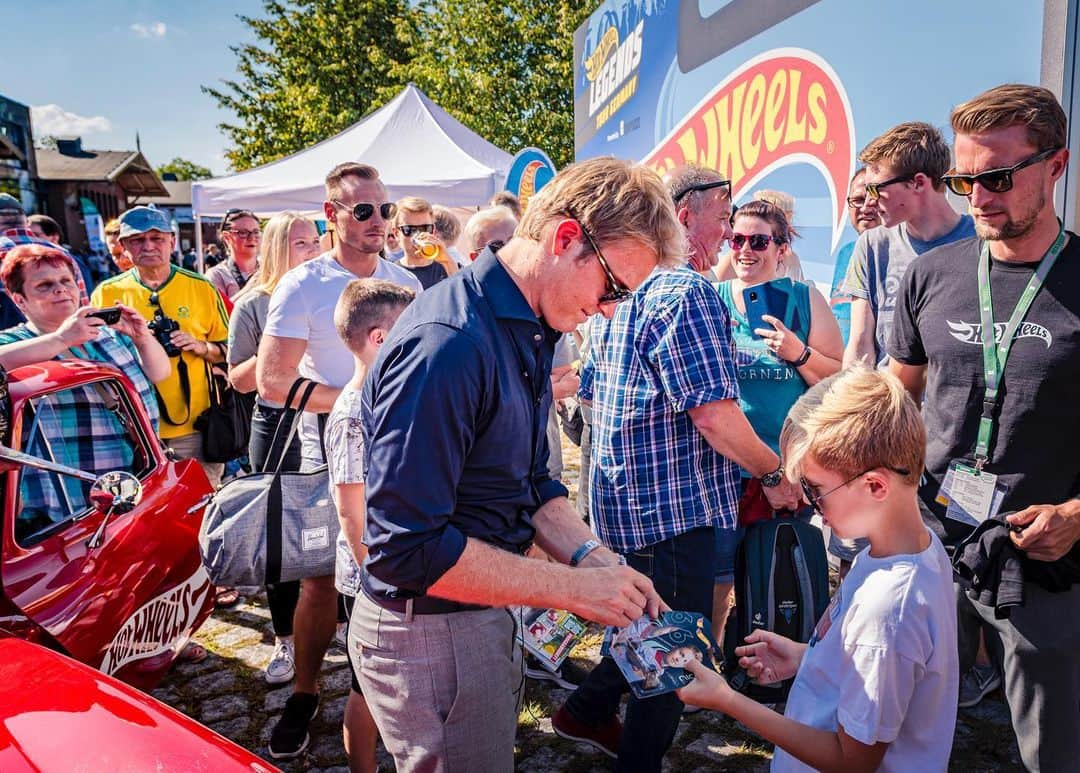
[363,587,487,616]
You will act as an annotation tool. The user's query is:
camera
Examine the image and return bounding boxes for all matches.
[148,309,182,357]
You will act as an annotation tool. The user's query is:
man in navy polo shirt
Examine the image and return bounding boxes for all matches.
[354,158,678,771]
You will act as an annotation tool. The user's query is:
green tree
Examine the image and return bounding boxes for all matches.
[396,0,592,168]
[203,0,415,171]
[156,157,213,181]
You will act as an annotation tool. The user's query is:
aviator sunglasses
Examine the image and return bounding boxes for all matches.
[800,465,911,516]
[731,232,781,251]
[941,148,1060,196]
[332,199,397,222]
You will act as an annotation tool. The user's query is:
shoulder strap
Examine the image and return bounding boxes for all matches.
[154,355,192,427]
[268,379,318,475]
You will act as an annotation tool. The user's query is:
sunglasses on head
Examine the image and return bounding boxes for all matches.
[799,465,911,516]
[731,232,780,251]
[398,223,435,237]
[672,178,732,205]
[222,208,256,228]
[567,211,632,305]
[941,148,1060,196]
[864,173,916,200]
[332,199,397,222]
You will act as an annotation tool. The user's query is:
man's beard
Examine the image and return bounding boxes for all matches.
[975,188,1045,241]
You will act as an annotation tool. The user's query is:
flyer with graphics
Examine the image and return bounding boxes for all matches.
[517,607,587,672]
[607,611,722,699]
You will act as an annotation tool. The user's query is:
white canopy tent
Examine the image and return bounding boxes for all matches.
[191,84,513,261]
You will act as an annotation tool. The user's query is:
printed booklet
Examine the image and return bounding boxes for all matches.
[605,611,722,698]
[516,607,587,672]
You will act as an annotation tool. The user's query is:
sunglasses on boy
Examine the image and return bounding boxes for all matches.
[800,465,911,516]
[731,232,781,251]
[398,223,435,237]
[864,174,916,200]
[940,147,1061,196]
[331,199,397,222]
[567,212,632,305]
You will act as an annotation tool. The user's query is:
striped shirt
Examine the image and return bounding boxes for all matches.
[580,267,741,553]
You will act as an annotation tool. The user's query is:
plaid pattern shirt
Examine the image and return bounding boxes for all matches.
[580,267,741,553]
[0,228,90,304]
[0,325,158,525]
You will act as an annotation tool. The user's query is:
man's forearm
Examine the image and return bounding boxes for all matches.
[689,400,780,477]
[531,496,620,567]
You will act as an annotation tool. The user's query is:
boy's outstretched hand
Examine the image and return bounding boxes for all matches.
[735,629,806,684]
[675,657,731,711]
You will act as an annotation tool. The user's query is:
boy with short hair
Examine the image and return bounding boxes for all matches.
[325,278,415,773]
[677,367,958,772]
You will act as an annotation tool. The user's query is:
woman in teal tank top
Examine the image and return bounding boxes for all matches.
[718,200,844,458]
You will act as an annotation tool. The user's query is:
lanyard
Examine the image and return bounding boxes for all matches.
[974,225,1065,465]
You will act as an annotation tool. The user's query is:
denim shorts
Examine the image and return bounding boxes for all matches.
[714,524,745,584]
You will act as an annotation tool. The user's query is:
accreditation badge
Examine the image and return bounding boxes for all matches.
[937,459,1008,526]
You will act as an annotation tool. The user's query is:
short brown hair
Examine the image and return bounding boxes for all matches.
[325,162,380,199]
[951,84,1067,152]
[490,191,522,219]
[333,278,415,354]
[0,244,78,295]
[859,122,951,188]
[518,157,686,268]
[781,367,925,487]
[733,199,791,244]
[395,196,432,222]
[28,214,63,242]
[432,205,461,243]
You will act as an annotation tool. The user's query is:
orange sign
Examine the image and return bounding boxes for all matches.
[644,48,855,252]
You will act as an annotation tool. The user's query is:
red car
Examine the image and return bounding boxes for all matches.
[0,359,216,690]
[0,637,276,771]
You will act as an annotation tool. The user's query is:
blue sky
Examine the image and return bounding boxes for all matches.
[7,0,264,176]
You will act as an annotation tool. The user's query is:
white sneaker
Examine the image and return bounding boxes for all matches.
[265,637,295,685]
[335,622,348,649]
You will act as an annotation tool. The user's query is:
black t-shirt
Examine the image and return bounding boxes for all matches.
[399,260,448,290]
[890,233,1080,546]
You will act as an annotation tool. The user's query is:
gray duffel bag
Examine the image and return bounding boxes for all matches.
[199,379,338,585]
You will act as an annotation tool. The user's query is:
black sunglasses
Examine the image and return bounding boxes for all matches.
[800,465,911,516]
[569,214,632,305]
[332,199,397,222]
[672,178,732,205]
[398,223,435,237]
[865,174,916,200]
[731,232,781,251]
[941,148,1060,196]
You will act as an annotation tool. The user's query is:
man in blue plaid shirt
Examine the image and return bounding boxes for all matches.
[553,176,800,772]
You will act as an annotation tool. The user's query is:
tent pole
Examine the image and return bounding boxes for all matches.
[195,215,204,273]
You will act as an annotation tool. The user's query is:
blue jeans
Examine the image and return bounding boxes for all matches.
[564,525,716,772]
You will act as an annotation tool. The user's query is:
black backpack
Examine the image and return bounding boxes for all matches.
[723,516,830,703]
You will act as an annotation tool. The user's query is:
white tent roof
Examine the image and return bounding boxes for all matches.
[192,84,513,217]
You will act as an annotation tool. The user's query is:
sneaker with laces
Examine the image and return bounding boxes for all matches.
[958,664,1001,708]
[551,705,622,758]
[264,638,295,685]
[524,654,588,690]
[268,691,319,759]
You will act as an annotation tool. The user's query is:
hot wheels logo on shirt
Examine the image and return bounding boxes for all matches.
[644,48,856,253]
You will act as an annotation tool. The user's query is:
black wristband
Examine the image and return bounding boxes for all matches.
[787,345,812,367]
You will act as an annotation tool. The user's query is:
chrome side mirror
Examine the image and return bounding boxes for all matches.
[86,471,142,549]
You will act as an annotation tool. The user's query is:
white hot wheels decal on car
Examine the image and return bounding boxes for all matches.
[100,565,212,675]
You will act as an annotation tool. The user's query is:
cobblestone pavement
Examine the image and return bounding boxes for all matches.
[156,593,1023,772]
[155,440,1024,772]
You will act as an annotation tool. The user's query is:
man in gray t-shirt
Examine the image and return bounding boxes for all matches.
[842,122,975,369]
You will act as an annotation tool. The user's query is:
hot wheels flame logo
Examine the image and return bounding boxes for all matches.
[645,48,855,253]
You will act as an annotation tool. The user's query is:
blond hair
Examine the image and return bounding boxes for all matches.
[951,83,1066,152]
[781,367,924,487]
[859,122,951,189]
[325,162,379,199]
[334,278,415,355]
[395,196,432,222]
[464,206,517,252]
[238,211,314,299]
[432,205,461,243]
[518,157,686,268]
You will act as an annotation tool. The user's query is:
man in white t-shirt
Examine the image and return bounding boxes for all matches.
[256,161,421,761]
[677,368,958,772]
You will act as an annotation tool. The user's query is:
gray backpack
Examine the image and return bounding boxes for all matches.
[199,380,338,585]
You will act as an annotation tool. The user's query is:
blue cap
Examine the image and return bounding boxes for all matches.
[118,205,172,239]
[0,193,23,212]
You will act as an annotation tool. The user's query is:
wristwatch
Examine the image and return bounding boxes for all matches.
[760,465,785,488]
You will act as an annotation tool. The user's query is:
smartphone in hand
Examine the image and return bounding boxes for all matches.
[87,307,122,325]
[742,278,798,339]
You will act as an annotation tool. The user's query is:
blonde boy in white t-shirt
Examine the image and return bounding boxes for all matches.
[325,278,415,773]
[678,367,958,772]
